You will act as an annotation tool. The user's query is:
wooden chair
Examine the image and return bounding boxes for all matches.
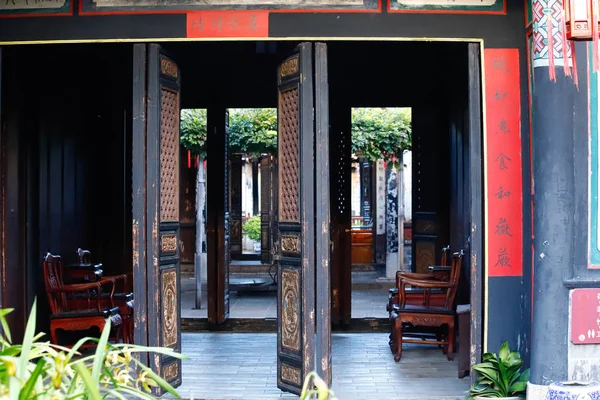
[43,253,122,346]
[73,248,134,344]
[387,245,451,313]
[390,250,464,362]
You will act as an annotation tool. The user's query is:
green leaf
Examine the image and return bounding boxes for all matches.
[18,299,38,381]
[72,363,102,400]
[0,308,14,344]
[19,358,46,400]
[91,318,112,382]
[498,342,510,364]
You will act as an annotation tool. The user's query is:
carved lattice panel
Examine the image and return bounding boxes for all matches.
[160,88,180,222]
[281,269,300,352]
[415,241,435,274]
[278,88,300,222]
[161,268,178,348]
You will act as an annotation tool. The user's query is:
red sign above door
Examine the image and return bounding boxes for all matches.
[186,11,269,38]
[571,288,600,344]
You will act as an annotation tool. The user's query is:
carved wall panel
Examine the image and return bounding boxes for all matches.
[161,234,178,254]
[160,57,178,79]
[281,234,300,254]
[280,363,301,386]
[162,361,179,382]
[162,269,178,348]
[415,241,435,274]
[278,88,300,222]
[160,88,180,222]
[281,269,300,352]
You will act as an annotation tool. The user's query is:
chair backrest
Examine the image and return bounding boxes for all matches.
[43,253,66,314]
[77,248,91,264]
[440,245,451,266]
[444,250,464,310]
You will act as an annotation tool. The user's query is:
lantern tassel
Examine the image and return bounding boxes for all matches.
[188,150,191,169]
[548,16,557,81]
[571,41,579,89]
[561,10,572,77]
[593,0,600,73]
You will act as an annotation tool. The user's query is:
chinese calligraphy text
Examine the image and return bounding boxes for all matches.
[485,49,523,277]
[186,11,269,38]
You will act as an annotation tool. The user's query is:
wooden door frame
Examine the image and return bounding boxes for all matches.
[0,38,488,381]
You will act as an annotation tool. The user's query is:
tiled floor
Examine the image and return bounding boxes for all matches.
[182,276,390,319]
[168,333,469,399]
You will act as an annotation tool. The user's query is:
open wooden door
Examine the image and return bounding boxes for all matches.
[276,42,331,394]
[132,43,182,392]
[207,107,230,323]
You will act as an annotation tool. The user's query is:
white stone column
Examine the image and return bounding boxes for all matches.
[195,158,206,309]
[386,165,400,278]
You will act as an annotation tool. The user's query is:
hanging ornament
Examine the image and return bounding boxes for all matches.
[562,0,597,85]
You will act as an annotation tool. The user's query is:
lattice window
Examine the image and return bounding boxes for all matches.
[278,88,300,222]
[160,88,180,222]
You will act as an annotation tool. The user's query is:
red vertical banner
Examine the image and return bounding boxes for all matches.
[485,48,523,277]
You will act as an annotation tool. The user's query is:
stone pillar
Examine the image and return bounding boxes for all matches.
[529,0,576,389]
[195,157,206,309]
[229,154,243,255]
[374,160,386,264]
[252,159,259,216]
[386,165,404,278]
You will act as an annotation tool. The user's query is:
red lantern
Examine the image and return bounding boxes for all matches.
[564,0,593,40]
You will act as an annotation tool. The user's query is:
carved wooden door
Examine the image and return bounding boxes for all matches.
[132,43,182,392]
[276,42,331,394]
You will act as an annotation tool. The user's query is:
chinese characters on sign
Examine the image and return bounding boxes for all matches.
[186,11,269,38]
[570,289,600,345]
[485,49,523,277]
[0,0,71,16]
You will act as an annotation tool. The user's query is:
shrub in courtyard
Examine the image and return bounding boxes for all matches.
[0,299,184,399]
[242,215,262,242]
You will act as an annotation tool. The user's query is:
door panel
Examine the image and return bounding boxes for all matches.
[329,104,352,325]
[314,42,331,387]
[276,43,315,395]
[207,107,230,324]
[260,156,272,264]
[132,43,182,391]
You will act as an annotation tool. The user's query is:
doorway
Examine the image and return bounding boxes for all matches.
[0,38,483,399]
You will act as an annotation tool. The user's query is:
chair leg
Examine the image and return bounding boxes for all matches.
[50,327,58,345]
[393,317,403,362]
[447,321,455,361]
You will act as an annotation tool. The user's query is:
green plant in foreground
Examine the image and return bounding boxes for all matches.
[242,215,262,242]
[300,372,337,400]
[0,299,185,399]
[468,341,529,399]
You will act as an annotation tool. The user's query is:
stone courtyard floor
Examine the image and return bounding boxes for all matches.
[170,332,469,399]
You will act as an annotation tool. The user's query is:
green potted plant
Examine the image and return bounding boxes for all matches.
[468,341,530,400]
[242,215,262,252]
[0,299,184,399]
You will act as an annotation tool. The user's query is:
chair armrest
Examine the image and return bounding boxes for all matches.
[397,272,439,281]
[400,277,453,289]
[48,281,102,293]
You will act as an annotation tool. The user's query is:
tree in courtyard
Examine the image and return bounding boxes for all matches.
[351,108,412,168]
[180,107,411,160]
[180,108,277,158]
